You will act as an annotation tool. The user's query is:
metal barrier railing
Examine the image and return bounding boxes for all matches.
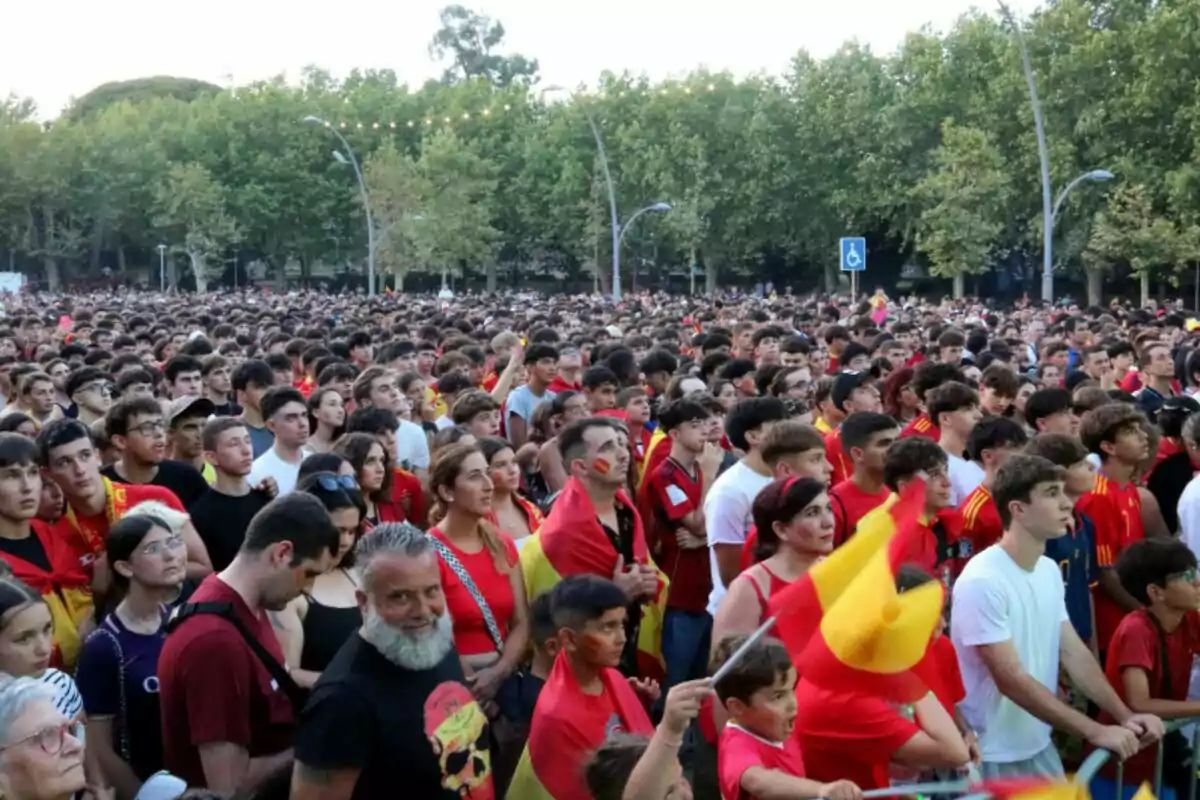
[1074,717,1200,800]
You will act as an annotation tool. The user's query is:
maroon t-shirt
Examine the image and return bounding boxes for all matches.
[158,575,295,786]
[641,457,710,612]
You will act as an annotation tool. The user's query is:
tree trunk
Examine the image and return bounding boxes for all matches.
[191,251,208,293]
[1140,272,1150,307]
[485,263,497,294]
[43,256,61,292]
[952,273,965,300]
[1086,269,1103,307]
[705,259,719,296]
[117,245,127,274]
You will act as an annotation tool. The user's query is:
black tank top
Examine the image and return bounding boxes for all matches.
[298,594,362,673]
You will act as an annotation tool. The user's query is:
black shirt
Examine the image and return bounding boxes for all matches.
[295,637,492,800]
[211,401,243,417]
[187,489,272,571]
[102,460,211,509]
[601,505,642,677]
[0,534,50,571]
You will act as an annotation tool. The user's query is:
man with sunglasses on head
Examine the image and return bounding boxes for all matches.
[187,418,274,572]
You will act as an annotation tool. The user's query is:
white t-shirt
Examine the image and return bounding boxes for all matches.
[951,545,1069,763]
[948,453,985,507]
[506,384,555,427]
[248,446,311,496]
[396,419,430,470]
[1178,474,1200,563]
[434,415,454,431]
[704,461,773,614]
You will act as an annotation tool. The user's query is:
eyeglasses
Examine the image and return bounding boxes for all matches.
[0,722,82,755]
[131,421,167,436]
[81,382,112,397]
[140,534,186,557]
[316,474,359,492]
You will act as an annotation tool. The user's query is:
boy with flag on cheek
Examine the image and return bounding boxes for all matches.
[508,575,657,799]
[713,633,861,800]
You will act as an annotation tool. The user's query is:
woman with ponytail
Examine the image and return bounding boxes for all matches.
[427,443,529,715]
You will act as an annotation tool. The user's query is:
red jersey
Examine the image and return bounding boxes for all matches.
[926,634,966,718]
[639,456,709,612]
[900,413,939,440]
[794,679,920,790]
[824,428,852,487]
[481,371,499,392]
[718,723,806,800]
[547,375,582,393]
[1080,472,1144,650]
[959,485,1002,555]
[60,481,185,560]
[829,478,890,546]
[377,467,428,528]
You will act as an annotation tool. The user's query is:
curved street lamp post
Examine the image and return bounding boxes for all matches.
[998,4,1114,303]
[542,86,671,300]
[303,115,377,297]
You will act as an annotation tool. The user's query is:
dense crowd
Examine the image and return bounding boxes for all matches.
[1,287,1199,800]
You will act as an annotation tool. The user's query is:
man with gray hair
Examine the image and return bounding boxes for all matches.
[291,522,495,800]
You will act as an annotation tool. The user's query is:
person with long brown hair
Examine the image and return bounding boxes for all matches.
[333,433,390,528]
[477,437,543,547]
[883,366,919,424]
[427,443,529,717]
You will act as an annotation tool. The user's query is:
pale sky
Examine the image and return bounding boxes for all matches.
[6,0,1042,119]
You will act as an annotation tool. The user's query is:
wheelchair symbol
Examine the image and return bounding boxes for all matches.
[845,245,862,269]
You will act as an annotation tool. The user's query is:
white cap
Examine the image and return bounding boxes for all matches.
[134,771,188,800]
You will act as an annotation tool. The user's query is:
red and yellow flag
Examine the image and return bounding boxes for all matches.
[520,477,668,678]
[636,427,668,489]
[767,478,942,703]
[508,653,654,799]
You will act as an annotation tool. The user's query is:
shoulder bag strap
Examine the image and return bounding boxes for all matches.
[169,602,307,710]
[92,626,130,762]
[428,537,505,652]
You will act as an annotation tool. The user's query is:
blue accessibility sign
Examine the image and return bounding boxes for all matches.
[839,237,866,272]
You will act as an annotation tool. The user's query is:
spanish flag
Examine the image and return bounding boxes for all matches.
[969,776,1152,800]
[767,478,943,703]
[520,477,669,678]
[508,652,654,799]
[636,427,668,490]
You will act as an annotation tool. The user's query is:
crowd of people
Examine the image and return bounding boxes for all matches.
[0,287,1198,800]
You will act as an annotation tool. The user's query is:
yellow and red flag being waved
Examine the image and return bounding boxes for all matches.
[520,477,669,678]
[767,478,944,703]
[507,652,654,799]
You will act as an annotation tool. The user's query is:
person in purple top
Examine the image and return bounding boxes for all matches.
[75,512,188,798]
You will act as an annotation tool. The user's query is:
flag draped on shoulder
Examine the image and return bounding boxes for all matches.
[520,477,669,677]
[508,653,654,799]
[767,478,943,703]
[636,427,668,489]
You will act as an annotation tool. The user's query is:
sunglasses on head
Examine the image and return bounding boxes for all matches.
[316,474,358,492]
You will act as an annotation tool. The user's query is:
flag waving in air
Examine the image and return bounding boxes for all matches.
[520,477,669,678]
[767,477,944,703]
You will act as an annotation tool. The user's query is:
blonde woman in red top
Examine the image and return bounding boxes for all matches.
[427,443,530,715]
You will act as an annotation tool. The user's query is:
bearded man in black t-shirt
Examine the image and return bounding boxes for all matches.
[292,522,494,800]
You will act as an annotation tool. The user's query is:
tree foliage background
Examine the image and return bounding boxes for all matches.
[2,0,1199,302]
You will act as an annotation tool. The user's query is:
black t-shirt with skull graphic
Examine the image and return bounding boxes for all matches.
[295,635,494,799]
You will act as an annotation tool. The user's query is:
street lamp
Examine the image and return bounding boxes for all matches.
[303,115,378,297]
[542,85,625,301]
[1052,170,1116,230]
[618,202,673,247]
[156,243,167,292]
[997,2,1055,304]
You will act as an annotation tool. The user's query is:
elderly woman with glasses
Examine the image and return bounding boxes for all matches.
[0,675,86,800]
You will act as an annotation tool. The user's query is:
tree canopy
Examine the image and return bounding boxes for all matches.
[2,0,1199,302]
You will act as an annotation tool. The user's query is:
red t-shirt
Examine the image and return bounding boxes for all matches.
[377,468,428,528]
[926,634,966,718]
[793,679,919,790]
[959,485,1002,555]
[60,483,185,559]
[718,723,807,800]
[1080,473,1144,651]
[1099,609,1200,783]
[824,429,852,487]
[158,575,295,786]
[428,528,519,656]
[642,457,710,612]
[829,479,891,546]
[900,413,939,441]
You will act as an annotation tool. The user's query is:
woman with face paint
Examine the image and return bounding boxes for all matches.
[427,444,530,726]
